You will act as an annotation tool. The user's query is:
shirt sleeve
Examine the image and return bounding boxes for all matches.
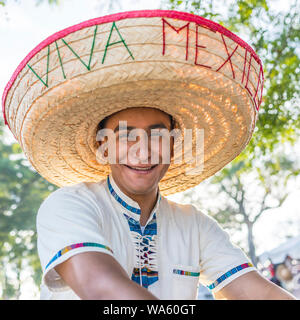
[197,211,256,293]
[36,185,114,292]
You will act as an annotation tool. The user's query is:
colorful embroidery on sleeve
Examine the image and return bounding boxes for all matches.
[45,242,113,270]
[207,262,253,290]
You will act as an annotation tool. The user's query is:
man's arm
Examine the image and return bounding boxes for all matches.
[55,251,158,300]
[214,270,296,300]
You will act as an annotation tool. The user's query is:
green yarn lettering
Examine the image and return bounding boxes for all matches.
[102,21,134,64]
[27,23,134,87]
[55,40,66,79]
[27,45,50,87]
[61,25,98,71]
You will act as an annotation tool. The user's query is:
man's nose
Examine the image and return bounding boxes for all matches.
[136,135,151,163]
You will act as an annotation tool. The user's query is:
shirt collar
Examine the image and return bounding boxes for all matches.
[106,173,161,221]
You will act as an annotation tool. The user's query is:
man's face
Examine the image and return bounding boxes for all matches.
[98,107,173,196]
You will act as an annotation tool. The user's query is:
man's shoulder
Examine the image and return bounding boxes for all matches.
[37,179,107,221]
[43,178,107,202]
[162,196,208,220]
[162,197,223,235]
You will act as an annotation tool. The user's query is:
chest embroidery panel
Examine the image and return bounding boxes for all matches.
[107,175,159,289]
[123,213,159,288]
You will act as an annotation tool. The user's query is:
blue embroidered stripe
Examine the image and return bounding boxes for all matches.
[207,262,254,290]
[123,213,157,236]
[107,176,141,214]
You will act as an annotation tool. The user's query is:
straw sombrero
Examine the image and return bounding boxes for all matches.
[2,10,264,195]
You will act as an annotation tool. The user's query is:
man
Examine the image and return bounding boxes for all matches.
[36,107,295,300]
[2,10,296,300]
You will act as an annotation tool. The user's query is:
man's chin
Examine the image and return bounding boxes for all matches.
[125,181,157,195]
[124,178,158,196]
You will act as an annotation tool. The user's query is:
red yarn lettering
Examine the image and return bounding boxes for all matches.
[216,34,238,79]
[194,24,211,69]
[162,18,190,60]
[245,53,253,97]
[242,49,248,84]
[254,64,264,110]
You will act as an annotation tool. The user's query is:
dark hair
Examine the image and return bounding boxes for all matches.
[97,116,108,133]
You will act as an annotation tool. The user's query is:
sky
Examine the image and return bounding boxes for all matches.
[0,0,299,299]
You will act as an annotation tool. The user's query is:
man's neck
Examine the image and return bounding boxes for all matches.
[111,175,158,226]
[129,190,159,226]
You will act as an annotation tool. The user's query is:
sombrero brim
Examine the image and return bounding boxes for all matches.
[2,10,264,195]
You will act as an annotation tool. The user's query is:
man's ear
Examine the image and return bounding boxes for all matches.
[97,136,108,158]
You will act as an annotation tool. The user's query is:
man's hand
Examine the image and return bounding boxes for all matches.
[54,251,158,300]
[214,270,296,300]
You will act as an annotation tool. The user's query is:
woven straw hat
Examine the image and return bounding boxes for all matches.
[2,10,264,195]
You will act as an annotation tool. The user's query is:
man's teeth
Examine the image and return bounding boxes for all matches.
[129,166,154,171]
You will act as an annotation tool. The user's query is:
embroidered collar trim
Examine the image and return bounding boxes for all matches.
[106,174,161,219]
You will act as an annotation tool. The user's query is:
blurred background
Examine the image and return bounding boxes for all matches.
[0,0,299,299]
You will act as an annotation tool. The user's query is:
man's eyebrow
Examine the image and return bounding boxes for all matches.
[113,123,169,132]
[149,123,169,130]
[113,125,136,133]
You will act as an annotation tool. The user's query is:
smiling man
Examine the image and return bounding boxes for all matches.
[36,106,295,300]
[95,107,173,226]
[2,10,296,300]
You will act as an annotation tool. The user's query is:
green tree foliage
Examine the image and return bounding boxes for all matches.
[0,119,57,299]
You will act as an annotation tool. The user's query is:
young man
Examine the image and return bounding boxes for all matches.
[36,106,295,300]
[2,10,296,300]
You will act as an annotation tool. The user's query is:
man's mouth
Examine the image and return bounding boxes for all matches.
[123,164,158,173]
